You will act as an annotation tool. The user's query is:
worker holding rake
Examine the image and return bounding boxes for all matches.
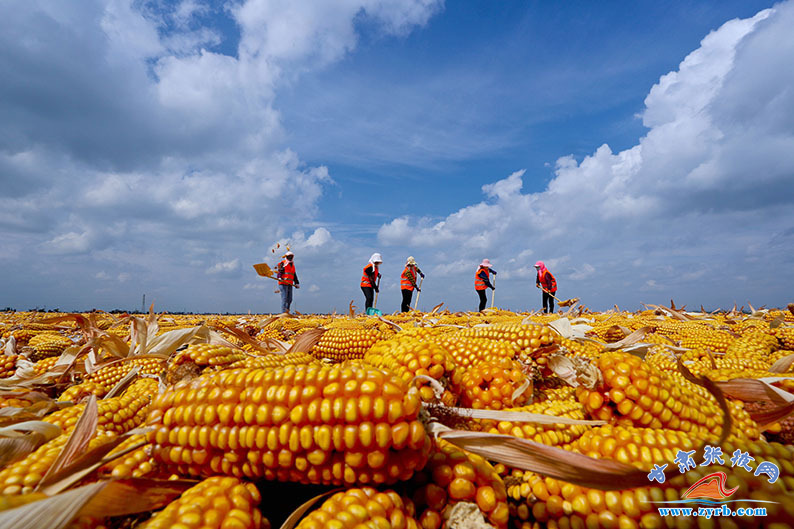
[360,253,382,311]
[277,251,299,314]
[399,256,424,312]
[534,260,557,313]
[475,259,497,311]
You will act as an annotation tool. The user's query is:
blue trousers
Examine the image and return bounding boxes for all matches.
[279,284,293,313]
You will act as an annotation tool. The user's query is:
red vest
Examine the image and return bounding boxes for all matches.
[361,263,378,288]
[475,267,489,290]
[279,260,295,286]
[538,269,557,292]
[401,266,415,291]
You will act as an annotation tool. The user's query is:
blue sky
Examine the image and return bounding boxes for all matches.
[1,0,792,314]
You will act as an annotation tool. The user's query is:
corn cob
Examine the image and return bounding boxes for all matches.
[471,399,589,449]
[166,344,246,384]
[575,351,760,440]
[296,487,417,529]
[409,439,509,529]
[32,355,59,375]
[364,338,460,404]
[0,354,19,378]
[0,430,116,495]
[451,323,558,357]
[147,363,430,485]
[230,351,319,370]
[138,476,269,529]
[509,426,794,528]
[46,378,157,434]
[559,337,602,360]
[59,358,165,401]
[311,329,382,362]
[458,357,530,410]
[429,336,520,369]
[775,327,794,349]
[27,332,72,361]
[99,434,158,479]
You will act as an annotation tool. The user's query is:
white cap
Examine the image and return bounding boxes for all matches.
[370,252,383,264]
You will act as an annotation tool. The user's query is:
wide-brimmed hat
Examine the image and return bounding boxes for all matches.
[406,256,417,266]
[480,259,491,267]
[283,251,294,258]
[370,252,383,264]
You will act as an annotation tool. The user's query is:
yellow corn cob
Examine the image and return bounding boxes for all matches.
[147,362,430,485]
[458,357,530,410]
[0,354,19,378]
[509,426,794,529]
[46,378,157,434]
[559,337,603,360]
[296,487,417,529]
[576,351,760,440]
[138,476,269,529]
[99,434,158,479]
[410,439,509,529]
[775,327,794,349]
[428,336,520,369]
[471,399,589,450]
[229,351,319,370]
[451,323,558,358]
[59,358,165,401]
[32,355,59,375]
[166,344,246,384]
[310,328,382,362]
[0,431,116,495]
[364,338,460,404]
[28,332,72,361]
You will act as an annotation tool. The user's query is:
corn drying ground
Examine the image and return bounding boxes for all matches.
[0,304,793,529]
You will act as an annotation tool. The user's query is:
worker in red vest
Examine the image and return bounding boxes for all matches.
[277,251,300,313]
[400,256,424,312]
[534,261,557,313]
[360,253,382,310]
[475,259,496,311]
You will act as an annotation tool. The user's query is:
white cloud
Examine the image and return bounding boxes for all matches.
[377,4,794,310]
[0,0,439,313]
[206,258,241,275]
[308,284,320,293]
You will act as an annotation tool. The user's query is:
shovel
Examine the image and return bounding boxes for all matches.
[253,262,277,279]
[365,276,383,316]
[541,287,578,307]
[413,276,424,311]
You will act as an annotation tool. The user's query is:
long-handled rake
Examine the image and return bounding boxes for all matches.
[413,276,424,311]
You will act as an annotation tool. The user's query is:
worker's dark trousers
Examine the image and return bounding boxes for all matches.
[542,291,555,313]
[361,287,375,309]
[401,289,413,312]
[477,289,488,311]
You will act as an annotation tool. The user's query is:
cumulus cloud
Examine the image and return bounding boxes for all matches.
[378,4,794,311]
[0,0,440,313]
[206,259,241,275]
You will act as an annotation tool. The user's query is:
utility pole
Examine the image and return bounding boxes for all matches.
[141,294,145,314]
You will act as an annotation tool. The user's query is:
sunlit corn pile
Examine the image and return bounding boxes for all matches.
[0,304,793,528]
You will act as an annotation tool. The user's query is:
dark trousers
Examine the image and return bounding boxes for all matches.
[401,289,413,312]
[542,291,555,313]
[477,289,488,311]
[361,286,375,309]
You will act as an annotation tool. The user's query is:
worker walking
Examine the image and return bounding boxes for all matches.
[534,261,557,313]
[277,251,299,313]
[475,259,496,311]
[399,256,424,312]
[361,253,382,310]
